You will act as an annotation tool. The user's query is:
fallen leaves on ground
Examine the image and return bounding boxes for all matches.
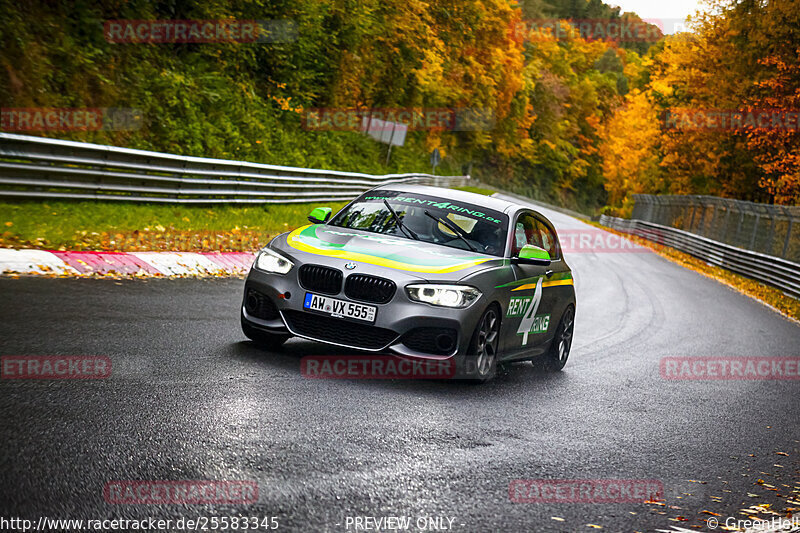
[1,228,274,253]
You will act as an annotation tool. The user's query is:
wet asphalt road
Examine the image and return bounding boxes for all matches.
[1,203,799,533]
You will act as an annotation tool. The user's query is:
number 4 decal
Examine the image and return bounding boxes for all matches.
[517,278,543,346]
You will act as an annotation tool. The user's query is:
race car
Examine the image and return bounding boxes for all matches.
[241,184,576,381]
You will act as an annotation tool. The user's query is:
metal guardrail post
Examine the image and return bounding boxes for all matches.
[750,212,760,251]
[678,198,687,229]
[655,196,665,225]
[784,210,794,259]
[735,209,744,245]
[722,201,732,244]
[766,210,776,256]
[708,201,719,240]
[638,197,646,221]
[665,197,674,228]
[697,198,708,237]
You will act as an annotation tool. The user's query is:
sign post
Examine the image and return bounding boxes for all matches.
[430,148,441,175]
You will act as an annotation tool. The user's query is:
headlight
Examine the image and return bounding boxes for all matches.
[254,248,294,274]
[406,284,481,308]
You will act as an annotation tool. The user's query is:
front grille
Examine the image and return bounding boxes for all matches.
[299,264,342,295]
[283,310,398,350]
[244,289,279,320]
[344,274,396,304]
[402,327,458,355]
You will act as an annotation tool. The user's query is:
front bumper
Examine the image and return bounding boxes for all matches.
[241,264,487,362]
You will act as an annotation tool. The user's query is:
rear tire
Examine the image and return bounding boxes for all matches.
[543,306,574,371]
[242,319,290,350]
[466,304,501,382]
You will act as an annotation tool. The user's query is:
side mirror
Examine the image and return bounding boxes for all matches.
[307,207,332,224]
[512,244,551,266]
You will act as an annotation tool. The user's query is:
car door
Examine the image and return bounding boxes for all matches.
[500,211,557,357]
[531,215,571,343]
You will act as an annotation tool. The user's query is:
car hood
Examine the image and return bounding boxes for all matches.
[275,224,502,277]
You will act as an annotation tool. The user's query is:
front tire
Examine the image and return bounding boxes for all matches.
[543,306,574,371]
[242,318,290,350]
[467,304,501,382]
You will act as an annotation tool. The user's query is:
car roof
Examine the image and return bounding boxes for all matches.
[369,183,523,215]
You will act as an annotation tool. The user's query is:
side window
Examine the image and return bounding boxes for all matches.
[533,218,561,260]
[512,213,543,255]
[514,222,527,250]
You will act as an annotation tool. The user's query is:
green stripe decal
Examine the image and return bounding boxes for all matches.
[495,271,573,289]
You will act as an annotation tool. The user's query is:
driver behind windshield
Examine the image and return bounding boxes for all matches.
[329,192,508,257]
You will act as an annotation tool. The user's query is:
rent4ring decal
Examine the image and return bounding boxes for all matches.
[363,195,502,224]
[525,315,550,336]
[507,297,536,317]
[510,278,551,345]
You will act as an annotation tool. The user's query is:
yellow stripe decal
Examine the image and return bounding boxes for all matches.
[543,279,574,288]
[512,279,574,291]
[286,227,492,274]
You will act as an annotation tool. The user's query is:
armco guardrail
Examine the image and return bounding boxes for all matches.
[599,214,800,300]
[0,133,469,204]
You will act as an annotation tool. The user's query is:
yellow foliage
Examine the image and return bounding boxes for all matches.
[598,90,663,209]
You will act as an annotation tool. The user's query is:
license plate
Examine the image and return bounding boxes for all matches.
[303,293,377,323]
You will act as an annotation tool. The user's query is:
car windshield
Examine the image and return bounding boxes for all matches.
[329,190,508,257]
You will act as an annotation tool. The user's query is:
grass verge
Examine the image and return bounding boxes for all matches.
[0,200,348,252]
[0,186,499,252]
